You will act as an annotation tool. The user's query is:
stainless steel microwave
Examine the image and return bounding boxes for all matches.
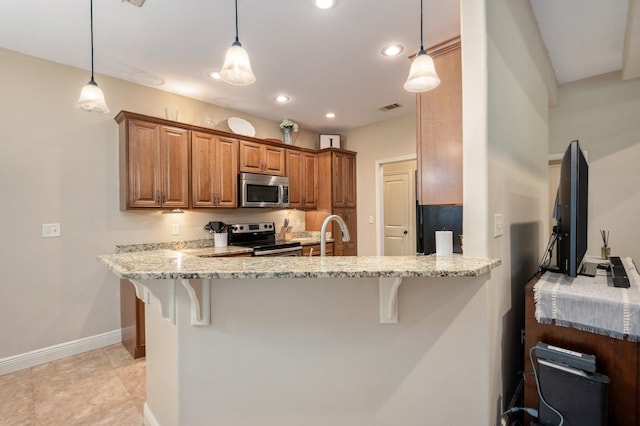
[238,172,289,208]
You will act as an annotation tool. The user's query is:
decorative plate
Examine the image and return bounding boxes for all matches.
[228,117,256,137]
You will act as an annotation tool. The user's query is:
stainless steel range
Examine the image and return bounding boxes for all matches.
[227,222,302,257]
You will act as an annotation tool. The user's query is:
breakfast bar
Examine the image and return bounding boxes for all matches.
[99,251,500,425]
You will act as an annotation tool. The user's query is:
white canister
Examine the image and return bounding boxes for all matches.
[435,231,453,256]
[214,232,228,248]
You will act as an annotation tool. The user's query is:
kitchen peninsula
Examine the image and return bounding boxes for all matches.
[99,251,500,425]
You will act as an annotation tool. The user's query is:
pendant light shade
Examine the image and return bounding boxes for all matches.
[404,0,440,93]
[76,78,110,113]
[76,0,109,113]
[220,0,256,86]
[404,49,440,92]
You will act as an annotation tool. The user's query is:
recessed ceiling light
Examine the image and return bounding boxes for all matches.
[382,44,404,57]
[276,95,290,103]
[315,0,336,10]
[326,112,336,118]
[208,71,221,80]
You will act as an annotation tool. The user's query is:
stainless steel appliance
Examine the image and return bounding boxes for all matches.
[238,173,289,208]
[228,222,302,256]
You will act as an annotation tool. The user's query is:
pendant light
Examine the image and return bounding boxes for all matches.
[220,0,256,86]
[404,0,440,93]
[76,0,110,113]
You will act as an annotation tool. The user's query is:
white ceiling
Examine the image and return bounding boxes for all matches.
[530,0,638,85]
[0,0,637,133]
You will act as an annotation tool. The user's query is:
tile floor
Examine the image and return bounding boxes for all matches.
[0,344,146,426]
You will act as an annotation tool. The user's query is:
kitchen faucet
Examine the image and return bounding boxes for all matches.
[320,214,350,256]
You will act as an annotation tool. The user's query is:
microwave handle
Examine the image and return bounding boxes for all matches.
[280,185,288,205]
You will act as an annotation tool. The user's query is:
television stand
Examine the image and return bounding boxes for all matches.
[524,276,640,425]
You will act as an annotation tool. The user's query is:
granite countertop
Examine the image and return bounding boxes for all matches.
[98,250,501,280]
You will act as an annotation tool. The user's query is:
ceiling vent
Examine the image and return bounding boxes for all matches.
[378,103,402,112]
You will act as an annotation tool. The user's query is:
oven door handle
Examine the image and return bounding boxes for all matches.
[254,247,301,256]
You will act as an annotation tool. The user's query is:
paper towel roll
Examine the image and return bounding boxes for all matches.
[435,231,453,256]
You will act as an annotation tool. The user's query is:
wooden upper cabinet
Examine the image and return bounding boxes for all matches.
[160,126,190,208]
[239,140,285,176]
[286,149,318,209]
[416,38,462,205]
[123,119,189,209]
[191,132,238,208]
[332,151,356,208]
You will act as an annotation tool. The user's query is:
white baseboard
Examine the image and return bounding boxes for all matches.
[143,403,160,426]
[0,329,122,376]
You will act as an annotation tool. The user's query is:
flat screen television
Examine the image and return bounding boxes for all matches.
[554,140,589,277]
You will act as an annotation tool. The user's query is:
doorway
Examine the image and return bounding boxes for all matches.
[376,157,417,256]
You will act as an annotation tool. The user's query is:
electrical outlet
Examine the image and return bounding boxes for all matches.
[368,216,374,224]
[42,223,61,238]
[172,224,180,235]
[494,213,504,238]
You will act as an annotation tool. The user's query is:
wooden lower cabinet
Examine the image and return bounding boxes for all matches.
[301,242,333,257]
[120,280,145,359]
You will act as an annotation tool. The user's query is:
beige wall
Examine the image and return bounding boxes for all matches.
[344,113,417,255]
[0,47,313,359]
[549,71,640,263]
[463,0,552,422]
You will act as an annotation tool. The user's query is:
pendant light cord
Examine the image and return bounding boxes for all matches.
[90,0,95,83]
[419,0,425,54]
[234,0,240,43]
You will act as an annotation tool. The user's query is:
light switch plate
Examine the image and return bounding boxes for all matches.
[42,223,61,238]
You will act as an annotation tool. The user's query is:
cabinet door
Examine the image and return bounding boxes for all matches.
[215,137,238,207]
[332,152,356,208]
[332,207,357,256]
[160,126,190,208]
[332,153,346,207]
[128,120,162,207]
[302,152,318,209]
[239,141,264,174]
[239,141,285,176]
[191,131,217,207]
[192,133,238,208]
[263,145,285,176]
[343,153,356,207]
[286,150,304,208]
[416,42,462,205]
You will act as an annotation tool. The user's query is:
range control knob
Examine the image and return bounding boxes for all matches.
[239,225,244,231]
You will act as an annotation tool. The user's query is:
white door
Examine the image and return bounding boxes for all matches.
[383,167,415,255]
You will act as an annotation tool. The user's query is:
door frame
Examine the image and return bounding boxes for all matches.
[375,154,417,256]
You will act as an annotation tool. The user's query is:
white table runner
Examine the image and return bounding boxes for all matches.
[534,257,640,341]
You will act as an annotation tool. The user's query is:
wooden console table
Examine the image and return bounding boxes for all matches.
[524,277,640,425]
